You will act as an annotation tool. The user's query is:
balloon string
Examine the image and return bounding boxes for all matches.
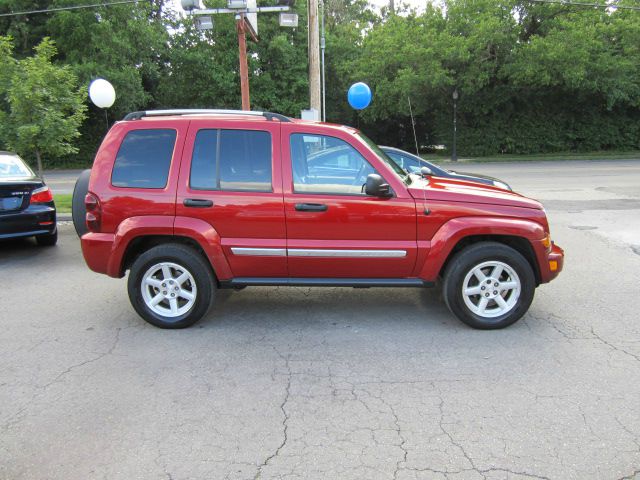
[104,109,109,132]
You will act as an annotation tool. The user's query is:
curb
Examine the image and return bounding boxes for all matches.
[57,214,72,222]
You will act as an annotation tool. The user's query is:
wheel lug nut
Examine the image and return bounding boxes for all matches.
[162,283,166,287]
[493,291,498,295]
[481,286,485,291]
[486,280,491,284]
[162,291,167,295]
[171,293,175,297]
[485,293,489,297]
[494,282,499,287]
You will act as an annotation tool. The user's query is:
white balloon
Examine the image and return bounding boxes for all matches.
[89,79,116,109]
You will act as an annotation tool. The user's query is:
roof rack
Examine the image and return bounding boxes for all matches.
[122,109,291,122]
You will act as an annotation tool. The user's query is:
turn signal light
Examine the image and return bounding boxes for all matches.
[30,186,53,204]
[549,260,558,272]
[542,234,551,250]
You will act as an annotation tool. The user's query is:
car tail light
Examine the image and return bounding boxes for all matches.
[30,186,54,204]
[85,192,101,232]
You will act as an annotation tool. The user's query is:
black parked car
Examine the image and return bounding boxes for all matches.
[381,146,512,190]
[0,152,57,246]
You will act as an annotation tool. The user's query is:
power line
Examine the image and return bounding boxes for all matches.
[0,0,140,18]
[528,0,640,11]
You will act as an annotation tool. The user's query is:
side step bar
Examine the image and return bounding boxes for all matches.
[220,278,434,288]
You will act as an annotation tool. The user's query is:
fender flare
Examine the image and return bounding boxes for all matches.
[419,216,546,281]
[106,216,175,277]
[105,216,233,280]
[173,216,233,280]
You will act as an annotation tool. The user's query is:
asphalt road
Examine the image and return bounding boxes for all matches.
[2,160,640,480]
[44,169,85,195]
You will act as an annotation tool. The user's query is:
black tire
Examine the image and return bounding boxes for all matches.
[72,169,91,237]
[127,244,216,329]
[442,241,535,329]
[36,228,58,247]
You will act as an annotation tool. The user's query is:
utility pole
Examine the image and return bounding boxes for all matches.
[185,2,295,112]
[452,88,459,162]
[320,0,326,121]
[308,0,321,116]
[237,14,251,110]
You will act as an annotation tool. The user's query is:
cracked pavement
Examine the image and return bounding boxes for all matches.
[2,160,640,480]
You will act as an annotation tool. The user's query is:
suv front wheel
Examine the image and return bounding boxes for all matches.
[442,242,535,329]
[127,244,215,328]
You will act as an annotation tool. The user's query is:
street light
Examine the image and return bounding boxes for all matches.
[195,16,213,31]
[187,2,294,111]
[279,12,298,27]
[452,88,459,162]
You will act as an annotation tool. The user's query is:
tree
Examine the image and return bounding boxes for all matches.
[0,36,17,143]
[2,37,87,177]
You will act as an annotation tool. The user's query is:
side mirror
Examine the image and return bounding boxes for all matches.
[420,166,433,177]
[365,174,392,197]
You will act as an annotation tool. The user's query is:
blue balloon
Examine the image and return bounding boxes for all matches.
[348,82,372,110]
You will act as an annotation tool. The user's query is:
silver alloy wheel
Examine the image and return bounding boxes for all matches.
[462,261,521,319]
[140,262,197,318]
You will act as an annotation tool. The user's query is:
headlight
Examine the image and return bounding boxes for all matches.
[493,180,511,191]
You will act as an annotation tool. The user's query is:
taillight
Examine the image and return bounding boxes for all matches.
[30,186,54,204]
[85,192,101,232]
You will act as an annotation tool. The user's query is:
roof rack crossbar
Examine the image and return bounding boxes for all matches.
[123,109,291,122]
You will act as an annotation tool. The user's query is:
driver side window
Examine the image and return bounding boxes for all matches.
[290,133,379,195]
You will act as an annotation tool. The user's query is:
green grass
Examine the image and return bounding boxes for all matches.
[422,150,640,165]
[54,193,72,214]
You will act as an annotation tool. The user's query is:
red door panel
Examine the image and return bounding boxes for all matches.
[280,124,418,278]
[176,119,286,277]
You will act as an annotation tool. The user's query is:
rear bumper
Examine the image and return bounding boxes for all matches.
[536,242,564,284]
[81,232,119,276]
[0,205,56,239]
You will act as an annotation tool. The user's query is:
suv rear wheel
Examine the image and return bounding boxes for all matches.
[442,242,535,329]
[127,244,215,328]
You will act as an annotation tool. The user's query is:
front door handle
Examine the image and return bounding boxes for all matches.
[184,198,213,208]
[295,203,328,212]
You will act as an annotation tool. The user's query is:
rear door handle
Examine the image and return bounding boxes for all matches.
[295,203,328,212]
[184,198,213,208]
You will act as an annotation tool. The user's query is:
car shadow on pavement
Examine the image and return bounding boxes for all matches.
[193,284,461,333]
[0,237,52,263]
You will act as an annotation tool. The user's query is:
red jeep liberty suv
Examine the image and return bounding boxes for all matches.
[75,109,564,329]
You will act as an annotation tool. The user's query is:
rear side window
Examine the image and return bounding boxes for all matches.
[111,129,177,188]
[190,129,272,192]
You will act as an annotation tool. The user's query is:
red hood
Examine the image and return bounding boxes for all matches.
[407,176,543,210]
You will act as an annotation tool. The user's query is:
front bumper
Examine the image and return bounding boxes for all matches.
[537,242,564,284]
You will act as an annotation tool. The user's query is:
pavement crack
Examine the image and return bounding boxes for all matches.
[478,467,551,479]
[2,327,122,431]
[385,401,408,480]
[254,347,292,479]
[49,327,122,385]
[435,394,477,474]
[590,327,640,364]
[618,468,640,480]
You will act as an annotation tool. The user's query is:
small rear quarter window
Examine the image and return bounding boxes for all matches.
[111,129,177,188]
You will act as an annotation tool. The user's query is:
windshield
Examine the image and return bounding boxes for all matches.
[0,154,33,178]
[357,133,411,184]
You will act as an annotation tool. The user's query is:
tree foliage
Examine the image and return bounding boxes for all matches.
[352,0,640,155]
[0,0,639,166]
[0,36,86,176]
